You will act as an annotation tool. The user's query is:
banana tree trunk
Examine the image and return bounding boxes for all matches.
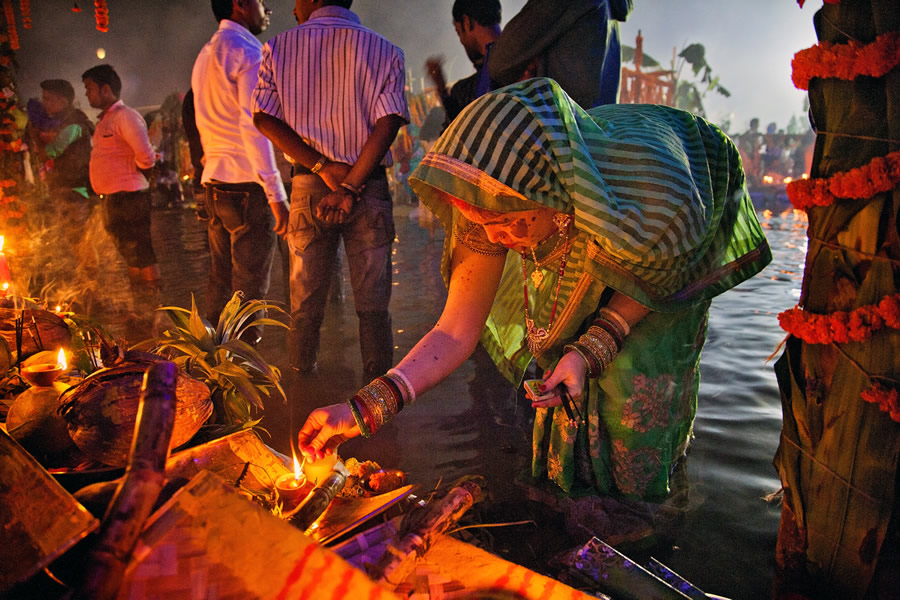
[773,1,900,597]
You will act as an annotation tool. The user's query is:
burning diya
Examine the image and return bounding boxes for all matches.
[275,453,311,515]
[21,348,67,387]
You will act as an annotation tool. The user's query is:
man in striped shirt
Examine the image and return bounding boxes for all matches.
[252,0,409,380]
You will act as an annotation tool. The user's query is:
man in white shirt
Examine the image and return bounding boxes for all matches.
[191,0,288,343]
[252,0,408,380]
[82,64,161,305]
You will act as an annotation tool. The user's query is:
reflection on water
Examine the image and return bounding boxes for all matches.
[64,205,805,600]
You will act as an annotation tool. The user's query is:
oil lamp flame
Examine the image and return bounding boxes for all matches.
[0,235,4,252]
[57,348,67,371]
[292,450,303,480]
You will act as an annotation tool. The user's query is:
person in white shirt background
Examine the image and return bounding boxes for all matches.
[191,0,289,345]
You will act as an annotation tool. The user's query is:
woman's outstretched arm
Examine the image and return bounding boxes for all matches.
[297,244,507,458]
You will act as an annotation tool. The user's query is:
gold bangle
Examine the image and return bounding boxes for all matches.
[310,154,327,174]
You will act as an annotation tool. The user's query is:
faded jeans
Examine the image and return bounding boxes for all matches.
[205,181,276,340]
[286,170,394,378]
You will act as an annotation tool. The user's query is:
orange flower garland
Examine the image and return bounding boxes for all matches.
[2,0,18,50]
[94,0,108,32]
[786,149,900,210]
[778,293,900,344]
[792,31,900,90]
[861,382,900,422]
[18,0,28,29]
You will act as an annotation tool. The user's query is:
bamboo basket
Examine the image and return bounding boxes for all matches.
[118,470,396,600]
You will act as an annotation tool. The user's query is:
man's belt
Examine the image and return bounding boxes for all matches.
[100,189,148,200]
[205,181,261,192]
[291,163,387,179]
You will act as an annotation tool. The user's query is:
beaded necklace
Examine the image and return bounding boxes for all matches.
[522,213,573,355]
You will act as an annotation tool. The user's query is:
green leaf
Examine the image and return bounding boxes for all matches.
[621,45,661,68]
[212,360,252,379]
[230,374,266,411]
[216,292,244,341]
[188,295,216,351]
[678,43,707,71]
[220,338,280,376]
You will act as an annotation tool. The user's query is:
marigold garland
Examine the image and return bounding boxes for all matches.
[792,31,900,90]
[2,0,18,50]
[861,382,900,422]
[0,138,23,152]
[786,149,900,210]
[778,293,900,344]
[94,0,108,32]
[18,0,28,29]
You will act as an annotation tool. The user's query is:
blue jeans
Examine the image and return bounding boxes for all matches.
[286,171,394,377]
[205,182,276,338]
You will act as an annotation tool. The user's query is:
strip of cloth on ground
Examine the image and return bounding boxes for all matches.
[409,78,771,500]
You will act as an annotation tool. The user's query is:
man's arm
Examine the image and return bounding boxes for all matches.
[252,111,326,175]
[119,108,157,170]
[343,114,405,189]
[315,113,405,225]
[236,55,287,207]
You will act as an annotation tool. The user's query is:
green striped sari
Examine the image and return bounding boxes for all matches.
[409,79,770,500]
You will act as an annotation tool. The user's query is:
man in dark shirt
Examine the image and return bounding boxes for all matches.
[425,0,501,128]
[37,79,94,209]
[488,0,632,109]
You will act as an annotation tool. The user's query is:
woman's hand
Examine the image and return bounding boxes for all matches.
[297,403,361,461]
[530,351,588,408]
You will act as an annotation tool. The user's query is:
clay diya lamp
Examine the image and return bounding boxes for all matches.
[22,349,67,387]
[275,472,309,515]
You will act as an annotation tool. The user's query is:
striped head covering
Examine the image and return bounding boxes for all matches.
[410,78,770,311]
[409,78,770,381]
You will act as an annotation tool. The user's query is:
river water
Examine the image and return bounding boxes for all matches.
[88,201,805,600]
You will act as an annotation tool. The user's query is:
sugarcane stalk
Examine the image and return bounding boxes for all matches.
[289,460,349,531]
[74,362,178,600]
[366,478,483,585]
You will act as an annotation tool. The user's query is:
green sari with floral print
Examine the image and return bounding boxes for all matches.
[409,78,770,500]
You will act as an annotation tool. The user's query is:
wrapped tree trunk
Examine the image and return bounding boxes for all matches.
[774,0,900,597]
[74,362,178,600]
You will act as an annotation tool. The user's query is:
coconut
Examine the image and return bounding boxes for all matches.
[58,361,212,467]
[6,382,80,465]
[0,308,71,360]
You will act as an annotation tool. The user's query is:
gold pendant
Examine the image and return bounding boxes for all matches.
[530,269,544,288]
[525,316,549,354]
